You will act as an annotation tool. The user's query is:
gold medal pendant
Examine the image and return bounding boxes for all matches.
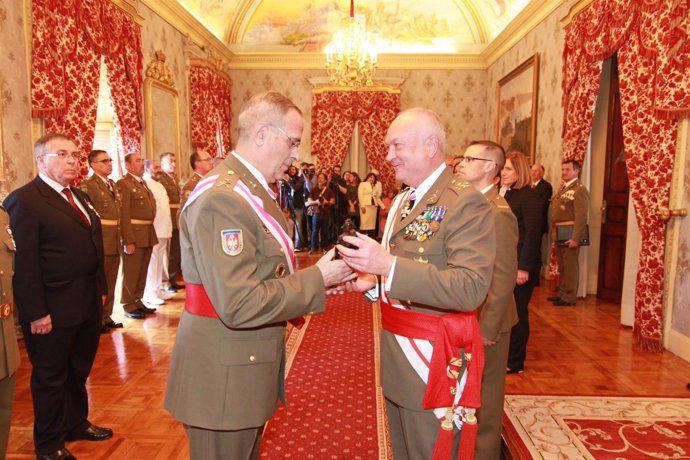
[429,221,440,233]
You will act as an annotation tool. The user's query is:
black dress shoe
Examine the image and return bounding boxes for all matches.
[124,310,145,319]
[100,325,111,334]
[66,424,113,442]
[36,447,76,459]
[170,283,185,290]
[546,296,561,302]
[138,305,156,314]
[553,299,576,306]
[104,321,123,329]
[506,367,524,374]
[161,286,176,294]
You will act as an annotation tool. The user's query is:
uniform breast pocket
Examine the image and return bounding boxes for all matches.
[403,239,446,264]
[219,338,278,367]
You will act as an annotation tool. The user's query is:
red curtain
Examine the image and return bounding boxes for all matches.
[562,0,690,351]
[189,65,232,158]
[31,0,143,182]
[312,91,399,191]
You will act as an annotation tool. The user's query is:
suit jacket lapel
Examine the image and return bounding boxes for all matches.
[34,177,89,229]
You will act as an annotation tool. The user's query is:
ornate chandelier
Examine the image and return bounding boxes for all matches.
[324,0,378,87]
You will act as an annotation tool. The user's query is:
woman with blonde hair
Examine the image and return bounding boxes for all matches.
[501,150,543,374]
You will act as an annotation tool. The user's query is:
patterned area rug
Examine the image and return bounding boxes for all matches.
[259,292,391,459]
[503,395,690,459]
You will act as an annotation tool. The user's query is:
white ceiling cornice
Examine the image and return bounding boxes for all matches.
[141,0,566,71]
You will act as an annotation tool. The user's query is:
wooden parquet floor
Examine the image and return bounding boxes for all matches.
[6,257,690,458]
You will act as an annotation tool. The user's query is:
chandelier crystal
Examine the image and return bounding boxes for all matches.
[324,2,378,87]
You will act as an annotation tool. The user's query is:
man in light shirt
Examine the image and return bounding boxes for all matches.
[143,159,173,305]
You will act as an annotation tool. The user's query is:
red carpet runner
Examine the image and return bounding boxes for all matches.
[259,292,391,459]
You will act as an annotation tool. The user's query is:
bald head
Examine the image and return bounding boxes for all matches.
[531,163,545,182]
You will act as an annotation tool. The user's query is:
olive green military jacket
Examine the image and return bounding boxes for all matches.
[83,174,121,256]
[157,172,181,230]
[478,186,518,341]
[0,208,19,381]
[381,168,496,410]
[116,173,158,248]
[165,154,326,430]
[550,179,590,242]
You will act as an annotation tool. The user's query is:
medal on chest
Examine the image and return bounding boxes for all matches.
[403,205,447,241]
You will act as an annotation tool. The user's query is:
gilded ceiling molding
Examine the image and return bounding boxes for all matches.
[306,75,406,93]
[228,53,486,70]
[561,0,595,27]
[482,0,564,67]
[453,0,487,44]
[140,0,235,63]
[110,0,145,25]
[227,0,257,44]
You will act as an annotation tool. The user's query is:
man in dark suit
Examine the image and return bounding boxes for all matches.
[338,109,495,459]
[530,163,552,235]
[3,133,113,460]
[457,141,518,459]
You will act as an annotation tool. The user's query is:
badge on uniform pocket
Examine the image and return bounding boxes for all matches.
[221,229,243,256]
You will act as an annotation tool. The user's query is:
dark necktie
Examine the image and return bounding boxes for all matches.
[107,180,115,196]
[62,188,90,226]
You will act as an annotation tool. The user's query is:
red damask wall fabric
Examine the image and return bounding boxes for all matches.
[312,91,399,191]
[31,0,143,182]
[189,65,232,158]
[562,0,690,351]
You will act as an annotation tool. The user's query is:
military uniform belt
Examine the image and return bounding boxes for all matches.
[169,204,181,208]
[130,219,153,225]
[0,301,12,319]
[100,219,118,226]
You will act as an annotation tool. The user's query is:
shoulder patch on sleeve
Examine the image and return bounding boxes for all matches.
[221,229,243,256]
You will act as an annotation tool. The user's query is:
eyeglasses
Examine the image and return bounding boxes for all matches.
[459,156,495,164]
[92,159,113,164]
[43,150,81,160]
[269,125,301,150]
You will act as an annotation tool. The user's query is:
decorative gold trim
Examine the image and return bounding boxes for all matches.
[452,0,487,44]
[139,0,235,63]
[311,85,401,95]
[110,0,144,25]
[482,0,563,67]
[146,50,176,87]
[0,80,5,190]
[561,0,595,28]
[227,0,257,44]
[144,78,181,166]
[495,53,539,163]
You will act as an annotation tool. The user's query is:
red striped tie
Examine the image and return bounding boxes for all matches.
[62,188,90,226]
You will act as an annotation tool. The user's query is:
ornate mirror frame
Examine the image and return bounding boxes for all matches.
[144,50,181,177]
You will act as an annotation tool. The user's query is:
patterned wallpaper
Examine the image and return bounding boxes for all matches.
[0,0,36,192]
[139,3,192,179]
[228,68,488,164]
[486,2,568,186]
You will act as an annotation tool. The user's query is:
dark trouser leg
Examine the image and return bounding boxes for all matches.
[101,253,120,324]
[23,314,100,454]
[293,208,306,249]
[168,228,181,283]
[508,271,538,371]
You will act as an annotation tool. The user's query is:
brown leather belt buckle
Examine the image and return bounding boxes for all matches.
[0,301,12,319]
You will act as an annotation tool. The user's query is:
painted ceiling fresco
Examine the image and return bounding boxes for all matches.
[176,0,534,54]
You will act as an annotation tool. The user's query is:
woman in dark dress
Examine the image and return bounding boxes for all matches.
[501,151,543,374]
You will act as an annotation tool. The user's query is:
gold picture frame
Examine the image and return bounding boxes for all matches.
[496,53,539,163]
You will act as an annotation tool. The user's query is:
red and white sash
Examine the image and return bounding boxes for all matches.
[380,189,468,426]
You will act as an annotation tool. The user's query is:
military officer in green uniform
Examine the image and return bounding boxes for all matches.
[83,150,123,332]
[116,153,158,319]
[158,152,182,291]
[180,148,214,210]
[548,159,590,306]
[0,205,19,459]
[456,140,519,459]
[338,108,496,459]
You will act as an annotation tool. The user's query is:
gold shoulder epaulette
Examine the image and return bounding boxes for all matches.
[216,168,239,189]
[449,177,470,191]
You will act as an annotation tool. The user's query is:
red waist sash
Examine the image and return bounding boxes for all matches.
[381,300,484,460]
[185,283,305,329]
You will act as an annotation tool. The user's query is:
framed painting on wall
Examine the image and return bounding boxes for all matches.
[496,53,539,163]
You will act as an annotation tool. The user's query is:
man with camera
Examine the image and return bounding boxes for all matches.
[285,165,308,251]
